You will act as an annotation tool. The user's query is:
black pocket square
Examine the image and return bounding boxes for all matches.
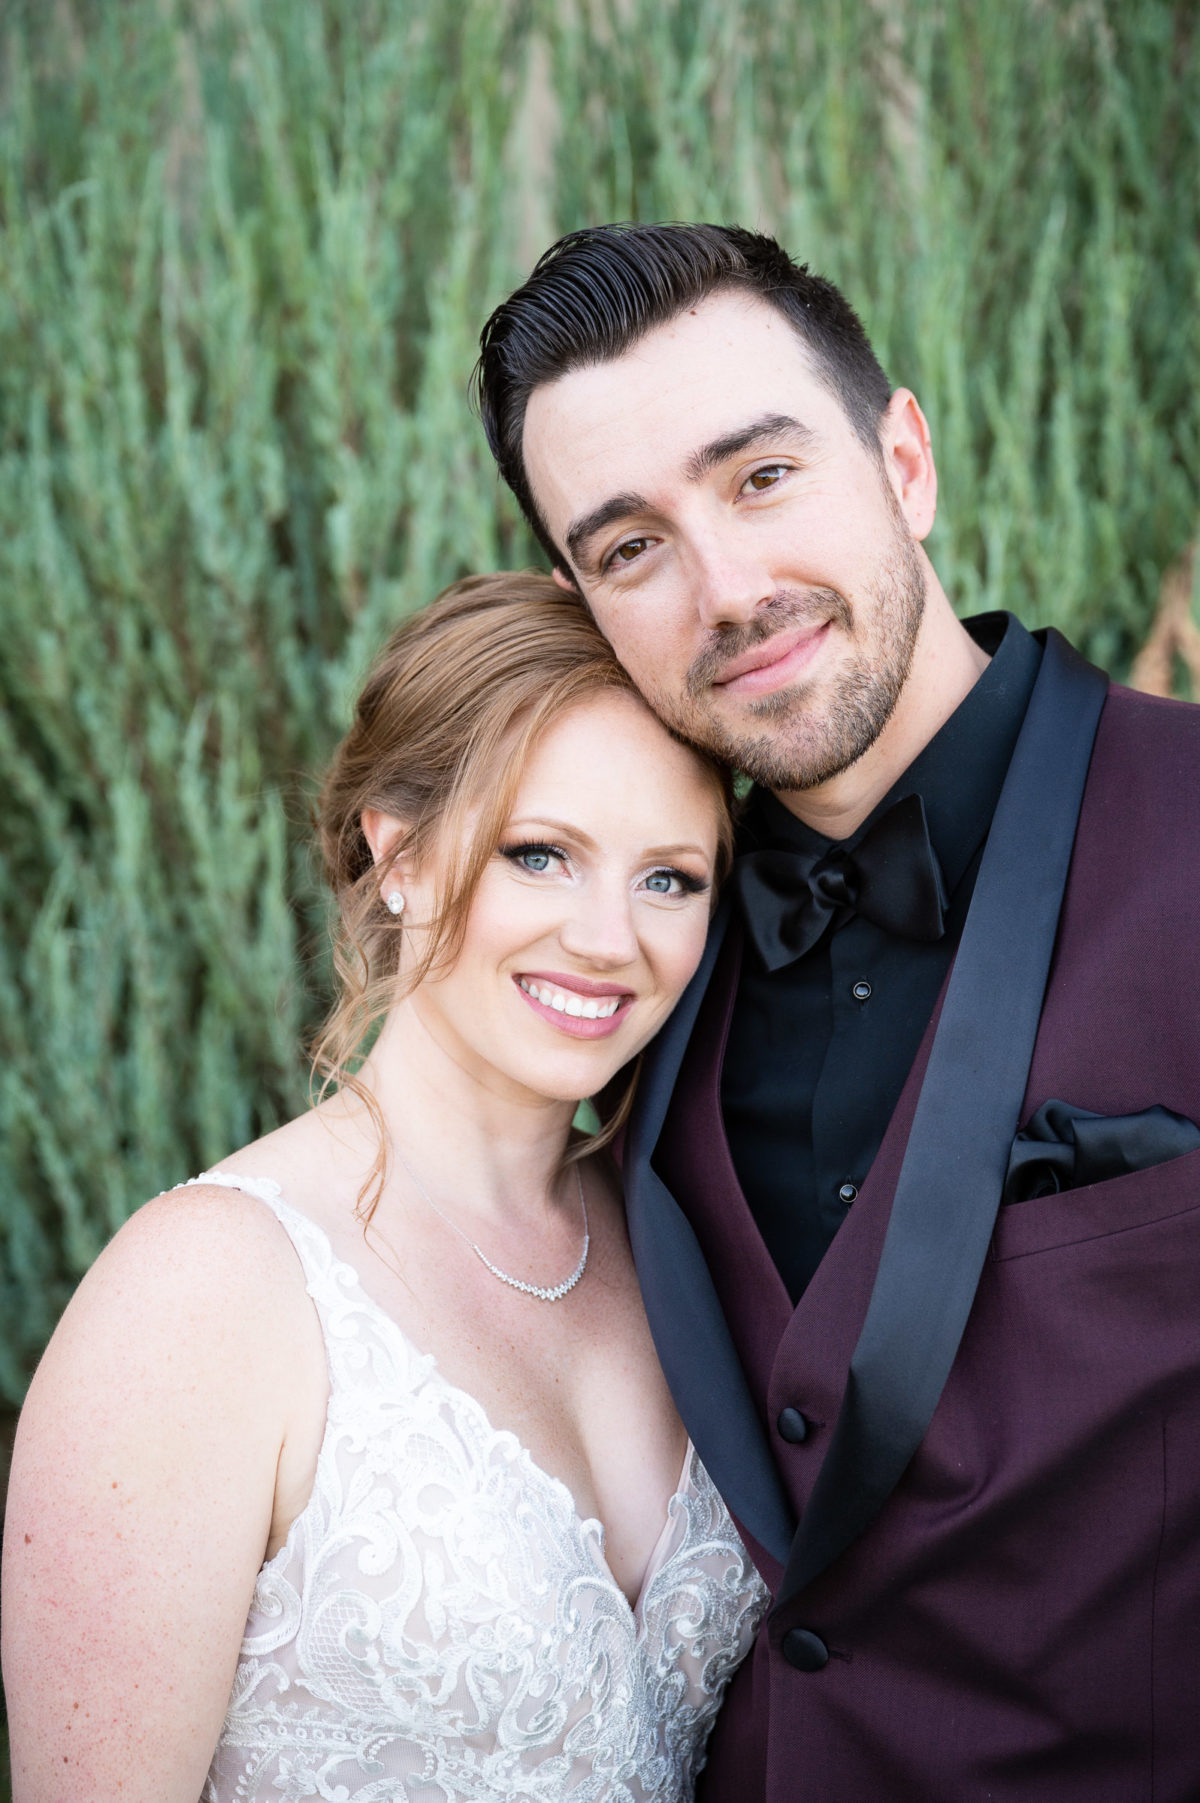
[1003,1098,1200,1204]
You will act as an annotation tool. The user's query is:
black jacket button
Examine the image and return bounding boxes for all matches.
[783,1628,829,1672]
[777,1407,809,1444]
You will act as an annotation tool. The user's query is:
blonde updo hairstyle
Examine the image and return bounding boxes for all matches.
[314,572,734,1214]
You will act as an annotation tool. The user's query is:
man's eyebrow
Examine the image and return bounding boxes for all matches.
[684,412,816,482]
[564,492,650,567]
[561,413,815,571]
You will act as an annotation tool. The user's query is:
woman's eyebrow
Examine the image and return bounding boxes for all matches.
[503,816,598,850]
[503,821,710,863]
[640,843,712,861]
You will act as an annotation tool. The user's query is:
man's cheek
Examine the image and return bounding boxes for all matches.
[626,618,688,676]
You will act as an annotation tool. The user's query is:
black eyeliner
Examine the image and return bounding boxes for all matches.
[499,840,567,862]
[650,866,708,895]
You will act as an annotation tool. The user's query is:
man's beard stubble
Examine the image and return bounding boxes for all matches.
[652,529,928,794]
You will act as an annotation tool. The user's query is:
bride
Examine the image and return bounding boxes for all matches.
[2,571,768,1802]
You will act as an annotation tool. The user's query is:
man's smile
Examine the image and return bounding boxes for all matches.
[710,620,833,698]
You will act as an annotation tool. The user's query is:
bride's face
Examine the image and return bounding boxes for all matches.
[392,690,722,1108]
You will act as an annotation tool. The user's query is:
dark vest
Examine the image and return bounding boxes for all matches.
[629,672,1200,1802]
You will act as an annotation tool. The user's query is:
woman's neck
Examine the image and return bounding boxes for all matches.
[336,1001,582,1234]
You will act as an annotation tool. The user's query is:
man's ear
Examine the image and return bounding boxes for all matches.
[879,388,938,542]
[552,564,579,595]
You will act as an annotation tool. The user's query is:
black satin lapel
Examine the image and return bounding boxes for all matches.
[625,1163,796,1567]
[775,631,1110,1610]
[624,894,796,1568]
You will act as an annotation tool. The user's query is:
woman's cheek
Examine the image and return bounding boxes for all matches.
[653,907,712,1001]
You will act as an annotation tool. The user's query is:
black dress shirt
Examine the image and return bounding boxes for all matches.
[722,611,1043,1301]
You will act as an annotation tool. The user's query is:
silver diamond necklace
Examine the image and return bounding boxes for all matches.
[394,1147,589,1303]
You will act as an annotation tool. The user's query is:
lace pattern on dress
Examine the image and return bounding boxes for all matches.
[195,1170,769,1803]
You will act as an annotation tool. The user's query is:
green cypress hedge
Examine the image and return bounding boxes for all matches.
[0,0,1197,1404]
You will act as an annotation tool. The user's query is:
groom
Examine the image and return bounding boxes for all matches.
[473,224,1200,1800]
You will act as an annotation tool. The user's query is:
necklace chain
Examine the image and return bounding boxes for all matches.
[394,1148,589,1303]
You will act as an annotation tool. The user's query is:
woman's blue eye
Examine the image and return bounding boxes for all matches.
[500,842,565,874]
[644,866,706,898]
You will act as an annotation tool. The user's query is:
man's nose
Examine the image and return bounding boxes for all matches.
[557,877,639,969]
[688,532,774,631]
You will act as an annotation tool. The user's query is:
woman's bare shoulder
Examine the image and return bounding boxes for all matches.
[24,1174,323,1438]
[96,1094,357,1300]
[3,1176,327,1803]
[90,1175,309,1314]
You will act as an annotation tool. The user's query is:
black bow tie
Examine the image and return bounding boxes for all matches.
[733,791,949,971]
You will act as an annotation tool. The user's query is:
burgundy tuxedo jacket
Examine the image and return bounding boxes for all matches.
[624,645,1200,1802]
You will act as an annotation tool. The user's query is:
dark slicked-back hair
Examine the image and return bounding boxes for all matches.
[473,221,893,568]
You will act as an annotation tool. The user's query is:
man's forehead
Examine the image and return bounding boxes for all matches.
[522,291,834,521]
[528,290,821,429]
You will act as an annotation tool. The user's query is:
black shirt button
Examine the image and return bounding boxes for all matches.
[777,1407,809,1444]
[838,1182,858,1205]
[851,980,872,1001]
[782,1628,829,1672]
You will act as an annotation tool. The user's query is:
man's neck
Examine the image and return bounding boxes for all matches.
[772,590,991,841]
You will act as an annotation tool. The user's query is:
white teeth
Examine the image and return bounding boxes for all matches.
[518,978,624,1021]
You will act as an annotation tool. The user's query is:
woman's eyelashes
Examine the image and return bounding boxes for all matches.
[500,841,568,875]
[499,842,708,898]
[641,867,708,898]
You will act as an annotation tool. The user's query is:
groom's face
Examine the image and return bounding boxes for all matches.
[521,290,933,793]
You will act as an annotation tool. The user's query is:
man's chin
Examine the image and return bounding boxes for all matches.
[664,688,883,794]
[696,685,824,756]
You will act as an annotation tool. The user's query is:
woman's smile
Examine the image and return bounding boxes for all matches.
[514,971,633,1037]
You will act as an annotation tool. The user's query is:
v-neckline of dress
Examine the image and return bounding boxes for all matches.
[199,1168,695,1620]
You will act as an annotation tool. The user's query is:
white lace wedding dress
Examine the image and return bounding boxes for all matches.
[197,1172,769,1803]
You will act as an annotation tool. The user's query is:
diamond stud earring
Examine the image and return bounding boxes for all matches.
[385,890,406,916]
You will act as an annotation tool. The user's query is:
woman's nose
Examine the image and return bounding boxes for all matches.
[557,879,639,969]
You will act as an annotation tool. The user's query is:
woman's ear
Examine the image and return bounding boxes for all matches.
[361,809,420,925]
[360,808,409,877]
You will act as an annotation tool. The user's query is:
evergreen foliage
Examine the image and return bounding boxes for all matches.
[0,0,1197,1405]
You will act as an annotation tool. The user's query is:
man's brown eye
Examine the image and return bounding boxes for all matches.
[748,467,783,490]
[614,538,648,563]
